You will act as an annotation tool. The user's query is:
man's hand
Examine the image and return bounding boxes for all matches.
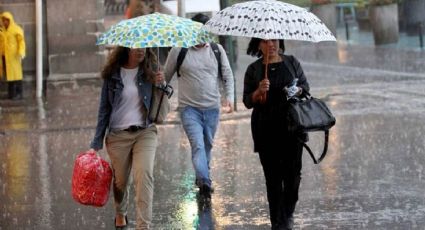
[222,100,233,113]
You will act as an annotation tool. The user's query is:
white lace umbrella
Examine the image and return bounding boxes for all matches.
[203,0,336,42]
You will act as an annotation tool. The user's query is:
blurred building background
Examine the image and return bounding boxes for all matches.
[0,0,424,83]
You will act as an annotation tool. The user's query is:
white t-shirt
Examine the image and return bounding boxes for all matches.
[110,67,144,129]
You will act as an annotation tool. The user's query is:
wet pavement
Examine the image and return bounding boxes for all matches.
[1,36,425,229]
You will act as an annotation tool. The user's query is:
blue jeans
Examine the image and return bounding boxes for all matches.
[180,106,220,188]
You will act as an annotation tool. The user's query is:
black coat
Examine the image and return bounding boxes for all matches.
[242,55,310,153]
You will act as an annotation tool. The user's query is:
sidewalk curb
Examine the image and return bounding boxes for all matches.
[0,110,252,134]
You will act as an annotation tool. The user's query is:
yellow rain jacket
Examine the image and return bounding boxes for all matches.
[0,12,26,81]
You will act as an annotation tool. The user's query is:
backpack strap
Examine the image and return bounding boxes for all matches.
[176,43,223,81]
[176,47,188,78]
[210,42,223,81]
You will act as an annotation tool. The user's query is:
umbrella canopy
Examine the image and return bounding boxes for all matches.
[203,0,336,42]
[97,12,215,48]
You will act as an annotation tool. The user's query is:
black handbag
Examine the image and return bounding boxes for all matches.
[287,92,336,164]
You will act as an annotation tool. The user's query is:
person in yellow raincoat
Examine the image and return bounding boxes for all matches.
[0,12,26,100]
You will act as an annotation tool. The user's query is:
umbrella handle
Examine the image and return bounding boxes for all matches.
[156,47,160,72]
[260,45,269,103]
[264,44,269,80]
[155,47,165,87]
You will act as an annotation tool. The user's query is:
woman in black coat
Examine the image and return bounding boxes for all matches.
[242,38,310,230]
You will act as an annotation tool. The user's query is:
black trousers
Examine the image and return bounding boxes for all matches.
[3,56,23,100]
[259,141,303,229]
[2,56,5,77]
[7,80,23,100]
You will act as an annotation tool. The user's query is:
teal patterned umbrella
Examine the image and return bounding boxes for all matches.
[97,12,215,48]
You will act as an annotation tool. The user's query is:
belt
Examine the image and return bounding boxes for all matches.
[123,125,145,132]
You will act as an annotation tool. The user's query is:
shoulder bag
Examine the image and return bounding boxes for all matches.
[149,84,173,123]
[285,55,336,164]
[287,93,336,164]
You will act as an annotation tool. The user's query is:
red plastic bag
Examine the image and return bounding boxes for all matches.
[71,151,112,207]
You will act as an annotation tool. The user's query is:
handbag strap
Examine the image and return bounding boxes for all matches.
[301,130,329,164]
[151,84,173,122]
[288,55,328,164]
[153,91,166,123]
[284,55,297,81]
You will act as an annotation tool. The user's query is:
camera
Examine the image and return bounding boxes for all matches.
[157,84,174,98]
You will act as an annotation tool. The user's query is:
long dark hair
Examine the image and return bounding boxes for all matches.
[101,46,158,82]
[191,13,210,25]
[246,38,285,58]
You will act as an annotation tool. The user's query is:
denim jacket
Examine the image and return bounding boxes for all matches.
[90,68,153,150]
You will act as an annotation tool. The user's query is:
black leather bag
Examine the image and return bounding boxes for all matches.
[287,93,335,133]
[287,92,336,164]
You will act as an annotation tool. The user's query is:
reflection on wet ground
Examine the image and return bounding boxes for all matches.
[1,113,424,229]
[1,42,425,229]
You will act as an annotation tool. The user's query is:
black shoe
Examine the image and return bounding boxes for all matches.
[196,192,211,209]
[271,224,291,230]
[286,216,294,229]
[199,184,212,199]
[115,215,128,230]
[195,179,214,193]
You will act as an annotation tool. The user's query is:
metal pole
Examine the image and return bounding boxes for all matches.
[219,0,237,111]
[419,22,424,49]
[228,37,237,111]
[35,0,43,98]
[177,0,186,17]
[344,17,350,41]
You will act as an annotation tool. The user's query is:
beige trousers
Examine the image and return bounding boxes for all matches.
[106,125,157,230]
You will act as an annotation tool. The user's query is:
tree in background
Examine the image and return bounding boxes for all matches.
[127,0,159,18]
